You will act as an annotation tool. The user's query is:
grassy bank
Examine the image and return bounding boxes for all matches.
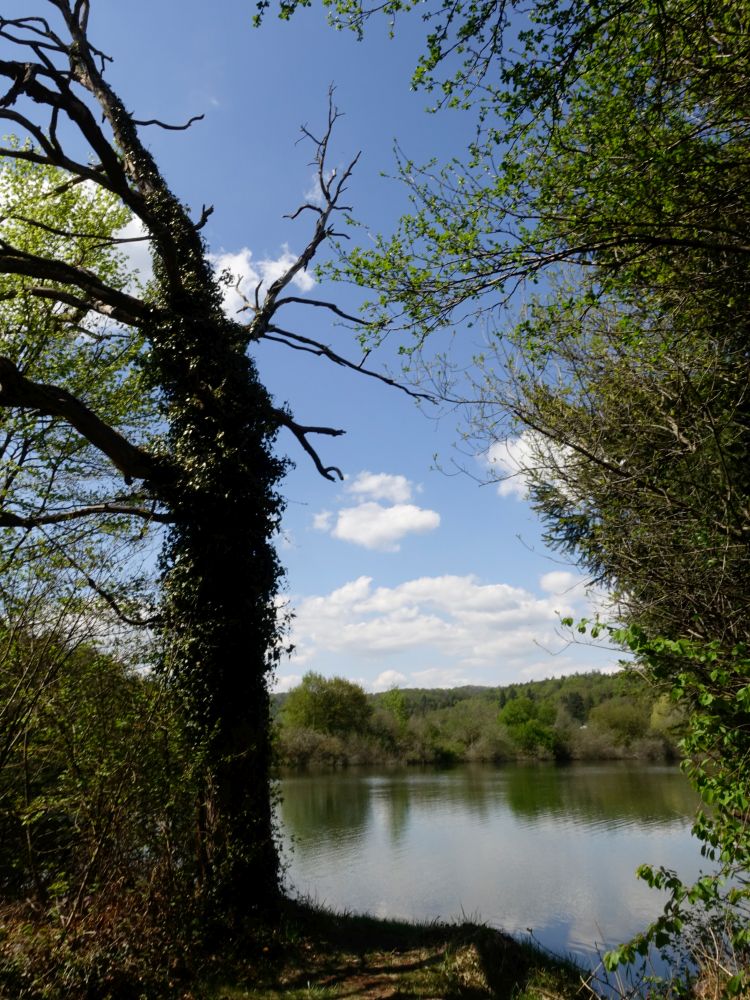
[207,899,587,1000]
[0,895,588,1000]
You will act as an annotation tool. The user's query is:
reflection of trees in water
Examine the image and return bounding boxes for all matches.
[280,774,372,848]
[375,766,498,819]
[504,764,699,825]
[280,765,699,854]
[381,778,411,844]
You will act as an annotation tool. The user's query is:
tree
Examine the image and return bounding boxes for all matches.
[282,672,372,735]
[0,3,416,927]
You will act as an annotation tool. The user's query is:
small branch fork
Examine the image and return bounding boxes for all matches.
[244,88,361,332]
[273,410,345,482]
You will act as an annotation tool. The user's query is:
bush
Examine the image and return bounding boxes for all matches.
[0,626,200,997]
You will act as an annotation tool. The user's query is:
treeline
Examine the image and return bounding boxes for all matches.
[273,670,684,768]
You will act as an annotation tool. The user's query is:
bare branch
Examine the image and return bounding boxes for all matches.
[271,295,365,324]
[195,204,214,231]
[246,87,361,335]
[263,325,435,401]
[273,409,345,481]
[132,112,205,131]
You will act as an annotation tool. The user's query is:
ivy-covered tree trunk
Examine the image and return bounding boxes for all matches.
[0,3,365,926]
[153,305,286,914]
[80,51,289,918]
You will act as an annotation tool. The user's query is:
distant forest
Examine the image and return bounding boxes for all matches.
[272,670,684,768]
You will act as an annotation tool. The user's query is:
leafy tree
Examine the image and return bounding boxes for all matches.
[282,672,372,736]
[561,691,585,724]
[379,687,409,727]
[0,3,415,929]
[588,698,649,749]
[498,696,534,729]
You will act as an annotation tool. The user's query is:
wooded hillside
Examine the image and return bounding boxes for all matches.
[273,670,683,767]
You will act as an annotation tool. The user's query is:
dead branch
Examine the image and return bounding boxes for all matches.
[273,409,345,481]
[132,112,205,131]
[263,324,435,401]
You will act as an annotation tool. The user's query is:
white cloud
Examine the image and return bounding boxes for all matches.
[520,656,620,682]
[346,471,415,504]
[303,172,326,208]
[411,667,473,688]
[111,226,315,316]
[210,244,315,317]
[288,571,618,683]
[275,673,303,693]
[313,470,438,551]
[330,501,440,551]
[540,570,584,594]
[279,529,296,551]
[312,510,333,532]
[486,431,574,500]
[116,217,153,290]
[372,670,408,692]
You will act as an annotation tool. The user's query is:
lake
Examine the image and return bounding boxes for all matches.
[278,762,705,971]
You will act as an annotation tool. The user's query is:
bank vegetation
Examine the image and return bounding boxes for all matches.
[273,670,684,769]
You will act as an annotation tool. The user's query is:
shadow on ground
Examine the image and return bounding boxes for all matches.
[212,898,588,999]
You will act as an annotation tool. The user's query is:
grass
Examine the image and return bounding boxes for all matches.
[204,898,589,1000]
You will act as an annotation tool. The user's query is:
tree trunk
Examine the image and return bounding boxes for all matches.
[152,298,285,920]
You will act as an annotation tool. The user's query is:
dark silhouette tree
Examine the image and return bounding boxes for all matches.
[0,2,425,925]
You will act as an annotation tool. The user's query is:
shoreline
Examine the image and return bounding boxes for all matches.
[207,898,590,999]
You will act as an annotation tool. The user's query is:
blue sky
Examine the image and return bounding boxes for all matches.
[85,0,620,690]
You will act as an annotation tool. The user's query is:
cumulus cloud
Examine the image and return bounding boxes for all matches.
[486,431,573,500]
[312,510,334,532]
[111,225,315,316]
[330,501,440,551]
[313,470,439,551]
[540,570,585,594]
[210,245,315,317]
[345,471,415,504]
[275,673,303,693]
[372,670,408,692]
[115,217,153,291]
[303,172,327,208]
[411,667,473,688]
[287,571,616,682]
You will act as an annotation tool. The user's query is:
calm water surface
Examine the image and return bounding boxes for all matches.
[278,763,704,968]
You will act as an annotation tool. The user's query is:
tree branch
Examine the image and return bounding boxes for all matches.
[0,502,173,528]
[132,112,205,131]
[0,356,166,485]
[263,325,435,401]
[247,87,361,336]
[0,243,155,325]
[273,409,345,481]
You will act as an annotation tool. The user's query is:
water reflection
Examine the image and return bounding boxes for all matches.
[502,763,697,828]
[281,772,372,848]
[279,763,704,967]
